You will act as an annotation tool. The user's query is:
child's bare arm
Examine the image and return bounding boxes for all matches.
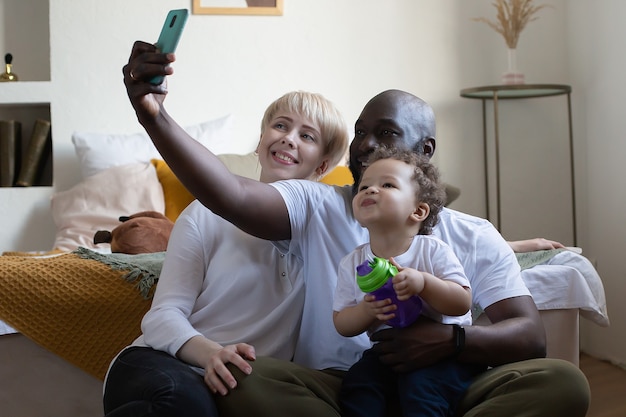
[390,259,471,316]
[413,272,471,316]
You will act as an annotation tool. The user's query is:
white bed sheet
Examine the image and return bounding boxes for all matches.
[0,320,17,335]
[521,249,609,327]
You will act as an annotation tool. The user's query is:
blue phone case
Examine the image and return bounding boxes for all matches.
[150,9,189,85]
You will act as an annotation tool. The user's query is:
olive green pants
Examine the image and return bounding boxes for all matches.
[216,357,589,417]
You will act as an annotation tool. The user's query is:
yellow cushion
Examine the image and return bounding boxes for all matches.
[151,159,195,222]
[320,165,353,186]
[153,159,354,221]
[151,153,262,222]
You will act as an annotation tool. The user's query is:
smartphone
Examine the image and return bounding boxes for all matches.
[150,8,189,85]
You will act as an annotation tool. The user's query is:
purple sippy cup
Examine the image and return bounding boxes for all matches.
[356,257,423,328]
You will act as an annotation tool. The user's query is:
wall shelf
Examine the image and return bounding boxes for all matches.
[0,82,51,105]
[0,0,53,250]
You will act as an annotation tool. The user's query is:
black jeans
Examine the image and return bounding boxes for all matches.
[103,346,217,417]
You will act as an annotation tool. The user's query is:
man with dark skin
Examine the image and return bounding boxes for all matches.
[350,92,543,370]
[117,41,590,417]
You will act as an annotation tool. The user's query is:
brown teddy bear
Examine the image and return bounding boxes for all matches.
[93,211,174,254]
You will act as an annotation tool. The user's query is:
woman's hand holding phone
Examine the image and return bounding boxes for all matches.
[149,8,188,85]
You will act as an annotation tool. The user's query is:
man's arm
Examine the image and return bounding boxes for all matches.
[460,296,545,365]
[370,295,546,372]
[123,41,290,241]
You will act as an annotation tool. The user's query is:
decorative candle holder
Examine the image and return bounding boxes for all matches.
[0,53,19,82]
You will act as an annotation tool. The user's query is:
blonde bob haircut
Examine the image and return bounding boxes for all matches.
[260,91,349,173]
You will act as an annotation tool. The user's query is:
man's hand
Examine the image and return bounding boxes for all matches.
[369,316,454,372]
[508,238,565,253]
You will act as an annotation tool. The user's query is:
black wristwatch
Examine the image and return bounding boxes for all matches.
[452,324,465,357]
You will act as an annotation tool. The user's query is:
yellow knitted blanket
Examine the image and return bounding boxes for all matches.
[0,252,152,380]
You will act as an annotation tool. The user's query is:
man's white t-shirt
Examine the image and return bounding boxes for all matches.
[272,181,529,371]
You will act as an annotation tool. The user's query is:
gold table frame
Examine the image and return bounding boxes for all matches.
[460,84,576,245]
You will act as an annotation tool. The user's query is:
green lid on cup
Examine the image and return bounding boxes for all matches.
[356,257,398,293]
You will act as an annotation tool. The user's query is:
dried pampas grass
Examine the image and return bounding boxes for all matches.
[474,0,548,49]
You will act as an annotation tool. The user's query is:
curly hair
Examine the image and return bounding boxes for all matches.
[365,146,446,235]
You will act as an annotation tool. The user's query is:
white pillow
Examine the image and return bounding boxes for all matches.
[72,114,234,178]
[51,162,165,252]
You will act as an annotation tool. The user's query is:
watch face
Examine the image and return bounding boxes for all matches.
[453,324,465,357]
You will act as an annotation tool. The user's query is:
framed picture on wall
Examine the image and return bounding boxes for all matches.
[192,0,283,16]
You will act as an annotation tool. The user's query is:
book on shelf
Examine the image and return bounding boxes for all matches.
[15,119,52,187]
[0,120,22,187]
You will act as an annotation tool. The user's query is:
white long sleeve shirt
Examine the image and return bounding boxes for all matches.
[132,200,305,363]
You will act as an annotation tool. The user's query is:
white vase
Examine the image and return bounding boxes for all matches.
[502,48,524,85]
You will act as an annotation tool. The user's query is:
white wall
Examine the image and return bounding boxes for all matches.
[4,0,572,248]
[2,0,623,364]
[568,0,626,368]
[49,0,485,190]
[47,0,573,227]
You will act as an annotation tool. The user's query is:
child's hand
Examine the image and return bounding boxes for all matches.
[390,257,425,301]
[363,294,397,322]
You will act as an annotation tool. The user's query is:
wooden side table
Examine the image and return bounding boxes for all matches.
[460,84,576,245]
